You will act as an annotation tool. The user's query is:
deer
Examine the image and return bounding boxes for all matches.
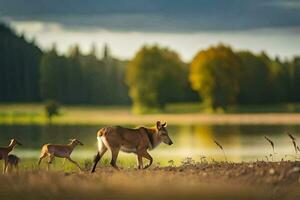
[38,139,83,171]
[91,121,173,173]
[0,139,22,173]
[7,154,20,173]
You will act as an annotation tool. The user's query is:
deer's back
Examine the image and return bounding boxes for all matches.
[98,126,150,149]
[42,144,71,156]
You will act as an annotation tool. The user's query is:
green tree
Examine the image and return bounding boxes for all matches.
[260,53,289,103]
[45,100,60,124]
[65,45,84,104]
[126,45,186,112]
[40,46,67,102]
[237,51,270,104]
[81,45,106,104]
[288,56,300,102]
[0,23,43,102]
[189,44,242,110]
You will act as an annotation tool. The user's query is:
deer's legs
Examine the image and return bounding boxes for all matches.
[142,151,153,169]
[137,153,143,169]
[62,158,66,166]
[7,163,12,173]
[15,163,19,173]
[38,153,47,166]
[91,146,107,173]
[3,156,8,174]
[47,154,54,171]
[2,161,5,174]
[66,157,82,171]
[110,148,120,170]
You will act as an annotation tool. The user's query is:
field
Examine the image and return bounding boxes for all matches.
[2,103,300,200]
[1,161,300,200]
[1,103,300,125]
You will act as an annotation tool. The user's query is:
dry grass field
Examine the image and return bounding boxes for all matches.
[0,161,300,200]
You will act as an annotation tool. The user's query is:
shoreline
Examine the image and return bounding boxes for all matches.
[2,113,300,125]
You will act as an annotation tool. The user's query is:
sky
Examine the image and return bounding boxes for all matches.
[1,0,299,61]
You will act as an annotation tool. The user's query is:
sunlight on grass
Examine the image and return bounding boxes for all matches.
[1,103,300,126]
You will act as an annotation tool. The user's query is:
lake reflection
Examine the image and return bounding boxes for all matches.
[0,124,300,162]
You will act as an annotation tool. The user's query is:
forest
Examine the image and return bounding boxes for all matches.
[1,23,300,111]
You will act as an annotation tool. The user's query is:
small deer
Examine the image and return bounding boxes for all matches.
[0,139,22,173]
[91,121,173,172]
[7,154,20,172]
[38,139,83,171]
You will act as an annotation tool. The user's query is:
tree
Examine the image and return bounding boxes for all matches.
[65,45,84,103]
[40,46,67,102]
[81,46,106,104]
[290,56,300,102]
[39,43,130,105]
[103,43,111,60]
[45,100,60,124]
[126,45,186,112]
[189,44,242,110]
[236,51,270,104]
[0,23,43,102]
[260,52,289,103]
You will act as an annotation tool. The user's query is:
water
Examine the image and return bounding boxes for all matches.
[0,124,300,163]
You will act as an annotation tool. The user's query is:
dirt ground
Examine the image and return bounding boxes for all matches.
[0,161,300,200]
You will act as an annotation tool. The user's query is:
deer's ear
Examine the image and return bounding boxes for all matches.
[162,122,167,127]
[156,121,161,129]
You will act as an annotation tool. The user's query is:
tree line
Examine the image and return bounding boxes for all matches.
[130,44,300,111]
[40,44,130,105]
[0,24,42,102]
[189,45,300,110]
[0,23,132,105]
[1,23,300,111]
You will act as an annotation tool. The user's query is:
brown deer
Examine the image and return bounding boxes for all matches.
[38,139,83,171]
[7,154,20,172]
[0,139,22,173]
[91,121,173,173]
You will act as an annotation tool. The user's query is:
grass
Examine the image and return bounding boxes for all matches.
[2,103,300,125]
[1,161,300,200]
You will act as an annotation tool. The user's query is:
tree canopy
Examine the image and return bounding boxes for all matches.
[189,44,242,110]
[1,23,300,111]
[0,23,43,102]
[126,46,189,112]
[40,44,130,105]
[236,51,270,104]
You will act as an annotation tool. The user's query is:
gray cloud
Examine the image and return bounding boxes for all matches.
[1,0,299,32]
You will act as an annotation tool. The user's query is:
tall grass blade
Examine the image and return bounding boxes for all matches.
[213,140,227,162]
[265,136,275,153]
[287,132,298,154]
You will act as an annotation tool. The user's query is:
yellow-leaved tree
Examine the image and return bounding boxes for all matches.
[189,44,242,110]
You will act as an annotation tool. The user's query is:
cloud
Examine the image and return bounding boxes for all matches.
[1,0,300,32]
[262,0,300,10]
[10,21,300,61]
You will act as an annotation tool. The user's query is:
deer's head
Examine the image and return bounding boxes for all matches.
[156,121,173,145]
[69,139,84,146]
[10,138,22,146]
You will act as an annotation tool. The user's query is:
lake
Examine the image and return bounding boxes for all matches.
[1,124,300,165]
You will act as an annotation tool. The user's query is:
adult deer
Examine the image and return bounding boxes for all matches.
[38,139,83,171]
[0,139,22,173]
[91,121,173,173]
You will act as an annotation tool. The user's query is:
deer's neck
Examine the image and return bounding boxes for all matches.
[8,143,16,152]
[146,127,162,149]
[68,142,77,151]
